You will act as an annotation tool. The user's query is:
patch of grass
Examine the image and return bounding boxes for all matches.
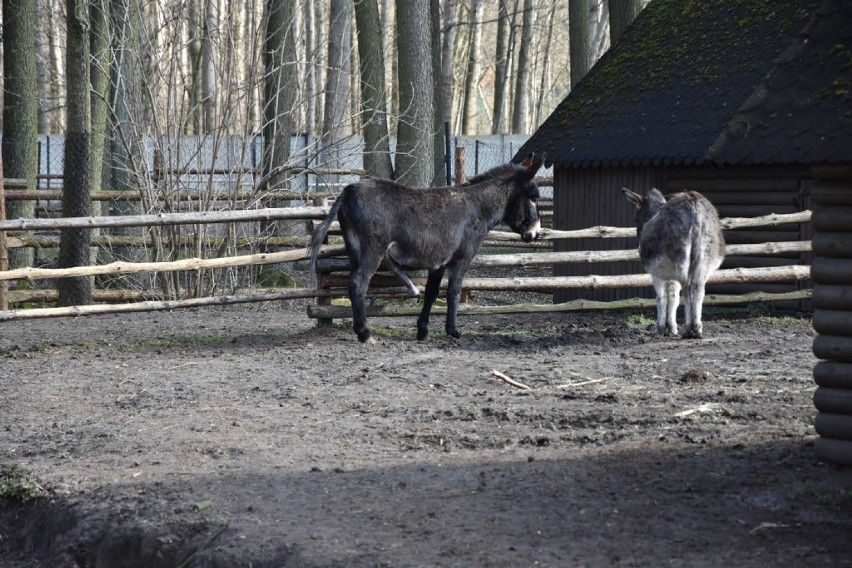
[256,266,297,288]
[141,335,225,348]
[627,313,655,326]
[369,326,416,339]
[0,464,45,502]
[816,489,852,510]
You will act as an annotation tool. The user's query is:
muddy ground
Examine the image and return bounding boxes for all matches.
[1,299,851,567]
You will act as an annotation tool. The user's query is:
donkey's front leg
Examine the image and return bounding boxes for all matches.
[444,264,470,339]
[417,267,445,340]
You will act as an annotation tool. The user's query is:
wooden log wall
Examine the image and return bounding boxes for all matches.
[810,172,852,466]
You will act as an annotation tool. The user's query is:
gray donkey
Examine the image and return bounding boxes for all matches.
[622,188,725,339]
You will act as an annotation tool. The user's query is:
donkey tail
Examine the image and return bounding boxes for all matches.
[308,196,344,288]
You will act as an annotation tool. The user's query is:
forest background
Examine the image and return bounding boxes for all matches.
[0,0,647,304]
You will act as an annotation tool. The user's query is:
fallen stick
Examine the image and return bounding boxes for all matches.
[491,369,532,390]
[556,378,609,388]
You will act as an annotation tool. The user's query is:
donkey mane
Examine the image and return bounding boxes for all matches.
[461,163,523,187]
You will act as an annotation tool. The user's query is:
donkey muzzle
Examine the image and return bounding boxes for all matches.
[521,218,541,243]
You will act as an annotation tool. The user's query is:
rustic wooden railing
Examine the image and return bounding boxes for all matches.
[0,204,812,322]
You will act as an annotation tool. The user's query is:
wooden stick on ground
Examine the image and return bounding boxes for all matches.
[491,369,532,390]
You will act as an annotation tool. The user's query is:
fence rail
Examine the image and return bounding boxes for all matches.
[0,206,812,322]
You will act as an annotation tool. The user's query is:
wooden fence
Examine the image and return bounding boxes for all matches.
[0,196,812,322]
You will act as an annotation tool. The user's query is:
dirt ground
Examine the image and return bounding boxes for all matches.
[1,299,851,567]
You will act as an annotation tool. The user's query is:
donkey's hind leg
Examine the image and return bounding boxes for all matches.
[682,279,707,339]
[652,276,678,337]
[665,280,681,337]
[417,267,446,340]
[348,251,383,343]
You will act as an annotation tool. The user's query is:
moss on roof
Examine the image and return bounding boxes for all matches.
[523,0,834,168]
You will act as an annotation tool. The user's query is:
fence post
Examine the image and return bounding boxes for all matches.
[444,122,452,186]
[0,152,7,310]
[455,146,467,185]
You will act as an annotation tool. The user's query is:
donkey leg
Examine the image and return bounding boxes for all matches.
[348,253,383,343]
[417,267,445,340]
[444,264,470,339]
[651,276,668,336]
[385,258,420,297]
[682,281,706,339]
[666,280,681,337]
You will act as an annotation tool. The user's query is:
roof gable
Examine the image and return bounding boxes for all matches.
[521,0,828,169]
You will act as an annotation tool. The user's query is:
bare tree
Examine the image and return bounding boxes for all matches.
[58,0,94,305]
[439,0,458,127]
[320,0,353,185]
[262,0,296,190]
[202,0,221,131]
[534,0,557,128]
[569,0,592,89]
[511,0,535,133]
[460,0,484,135]
[609,0,643,44]
[430,0,446,182]
[491,0,515,134]
[394,0,435,186]
[303,0,317,139]
[354,0,393,179]
[3,0,40,269]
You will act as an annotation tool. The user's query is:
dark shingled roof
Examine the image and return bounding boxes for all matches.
[520,0,852,169]
[707,0,852,165]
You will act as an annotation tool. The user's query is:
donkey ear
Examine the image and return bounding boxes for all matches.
[647,188,667,206]
[622,187,643,209]
[523,151,545,176]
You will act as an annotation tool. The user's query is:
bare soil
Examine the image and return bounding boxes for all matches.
[1,300,850,567]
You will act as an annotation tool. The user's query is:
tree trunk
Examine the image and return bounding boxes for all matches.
[2,0,40,269]
[534,1,557,128]
[89,0,111,274]
[490,0,511,134]
[58,0,94,306]
[511,0,535,133]
[430,0,446,182]
[108,0,146,283]
[304,0,317,140]
[320,0,353,188]
[202,0,220,132]
[569,0,592,89]
[187,0,203,134]
[461,0,484,135]
[262,0,296,190]
[439,0,457,126]
[47,0,66,132]
[354,0,393,179]
[608,0,642,44]
[394,0,435,187]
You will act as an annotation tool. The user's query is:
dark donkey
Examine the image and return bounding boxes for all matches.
[622,188,725,339]
[310,154,546,343]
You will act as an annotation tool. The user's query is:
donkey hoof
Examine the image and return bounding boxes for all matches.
[682,327,703,340]
[417,328,429,341]
[446,328,462,339]
[357,330,373,343]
